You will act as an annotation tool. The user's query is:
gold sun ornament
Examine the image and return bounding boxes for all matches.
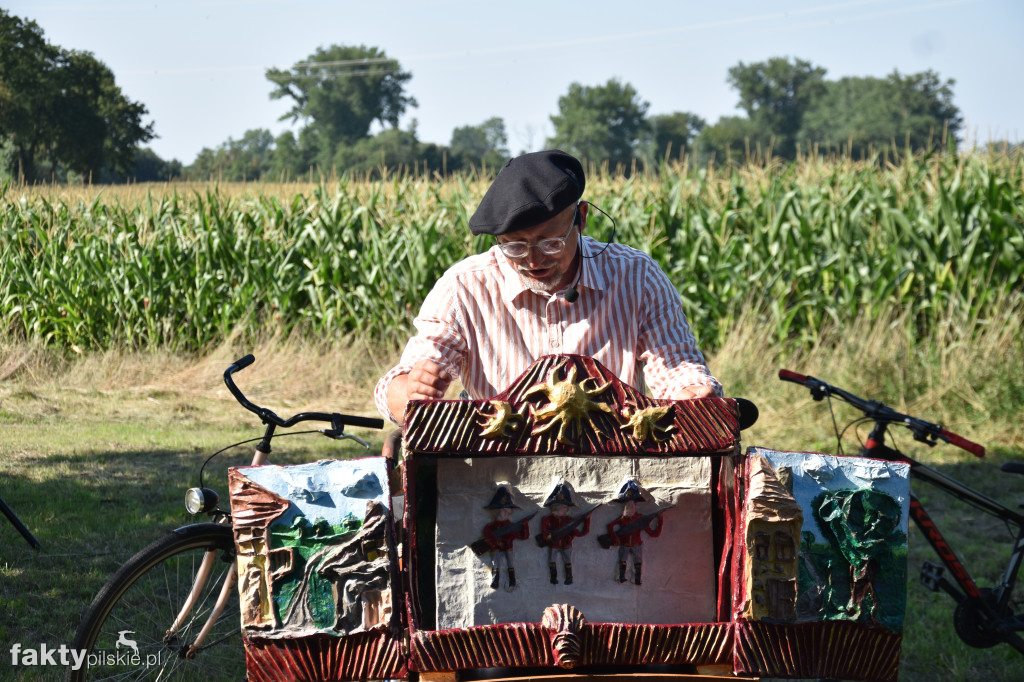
[476,401,525,438]
[523,362,617,444]
[620,403,676,443]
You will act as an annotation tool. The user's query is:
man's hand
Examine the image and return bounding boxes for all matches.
[386,359,454,425]
[675,384,715,400]
[406,359,454,401]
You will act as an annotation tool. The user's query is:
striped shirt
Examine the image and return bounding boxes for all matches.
[374,236,722,423]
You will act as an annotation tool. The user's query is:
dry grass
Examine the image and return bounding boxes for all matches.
[0,332,394,434]
[710,293,1023,456]
[3,291,1020,457]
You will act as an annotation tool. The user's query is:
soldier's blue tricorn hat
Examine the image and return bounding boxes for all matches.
[485,485,519,510]
[468,149,585,236]
[612,480,644,504]
[542,482,576,508]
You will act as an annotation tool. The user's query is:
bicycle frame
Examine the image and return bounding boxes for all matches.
[0,494,41,550]
[861,421,1024,617]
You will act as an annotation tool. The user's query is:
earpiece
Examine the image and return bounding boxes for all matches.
[563,201,616,304]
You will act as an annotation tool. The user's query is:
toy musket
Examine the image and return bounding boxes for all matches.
[535,504,602,547]
[597,505,676,549]
[469,511,538,557]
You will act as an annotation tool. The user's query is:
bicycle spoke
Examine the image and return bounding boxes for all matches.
[67,526,245,681]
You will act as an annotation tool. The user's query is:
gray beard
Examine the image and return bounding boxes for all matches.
[516,267,563,293]
[520,275,560,294]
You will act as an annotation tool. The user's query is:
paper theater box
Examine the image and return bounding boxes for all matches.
[228,354,910,682]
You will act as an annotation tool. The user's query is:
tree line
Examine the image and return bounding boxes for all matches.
[1,7,969,184]
[175,50,968,182]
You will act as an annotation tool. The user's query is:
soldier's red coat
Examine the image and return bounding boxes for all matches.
[483,518,529,551]
[607,512,663,547]
[541,513,591,549]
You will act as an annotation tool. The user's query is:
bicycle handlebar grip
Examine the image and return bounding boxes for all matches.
[342,414,386,430]
[778,368,808,383]
[940,428,986,458]
[231,354,255,372]
[734,398,759,431]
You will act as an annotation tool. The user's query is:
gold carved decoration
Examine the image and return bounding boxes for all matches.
[476,401,525,438]
[524,362,616,444]
[620,404,676,443]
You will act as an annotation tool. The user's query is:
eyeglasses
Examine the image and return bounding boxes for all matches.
[496,207,578,260]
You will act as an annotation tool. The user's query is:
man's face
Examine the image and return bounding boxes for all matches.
[497,203,586,294]
[497,507,512,521]
[623,500,636,516]
[552,503,569,517]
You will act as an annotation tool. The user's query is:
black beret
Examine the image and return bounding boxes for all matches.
[469,149,585,236]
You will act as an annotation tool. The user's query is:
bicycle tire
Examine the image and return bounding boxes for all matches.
[66,523,245,681]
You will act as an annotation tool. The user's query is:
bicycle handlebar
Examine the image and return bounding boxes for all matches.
[224,354,385,433]
[778,368,985,458]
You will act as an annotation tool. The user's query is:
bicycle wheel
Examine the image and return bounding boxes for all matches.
[66,523,245,681]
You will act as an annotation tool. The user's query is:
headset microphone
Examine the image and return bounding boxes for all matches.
[563,276,580,302]
[562,201,615,304]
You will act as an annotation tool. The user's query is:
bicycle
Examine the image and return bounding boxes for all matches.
[778,368,1024,655]
[65,354,385,681]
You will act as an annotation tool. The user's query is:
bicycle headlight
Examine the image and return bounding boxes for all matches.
[185,487,220,515]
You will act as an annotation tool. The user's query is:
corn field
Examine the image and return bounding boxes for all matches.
[1,153,1022,353]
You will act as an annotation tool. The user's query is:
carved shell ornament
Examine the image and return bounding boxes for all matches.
[523,362,617,444]
[620,403,676,443]
[476,401,525,438]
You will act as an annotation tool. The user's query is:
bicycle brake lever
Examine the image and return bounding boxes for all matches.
[320,429,372,449]
[910,427,939,447]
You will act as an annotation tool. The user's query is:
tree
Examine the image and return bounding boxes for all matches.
[449,117,509,169]
[266,130,312,182]
[726,57,827,159]
[694,116,766,166]
[548,78,650,171]
[187,128,275,181]
[266,44,417,154]
[0,10,59,180]
[336,128,420,176]
[111,146,181,182]
[0,9,153,181]
[52,50,154,178]
[642,111,706,164]
[333,122,449,178]
[798,70,962,158]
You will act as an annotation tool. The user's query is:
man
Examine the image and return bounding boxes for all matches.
[375,149,721,425]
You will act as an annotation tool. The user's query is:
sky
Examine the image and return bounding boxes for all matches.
[7,0,1023,165]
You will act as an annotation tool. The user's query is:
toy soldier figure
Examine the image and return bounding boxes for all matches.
[538,481,595,585]
[481,486,532,590]
[604,480,665,586]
